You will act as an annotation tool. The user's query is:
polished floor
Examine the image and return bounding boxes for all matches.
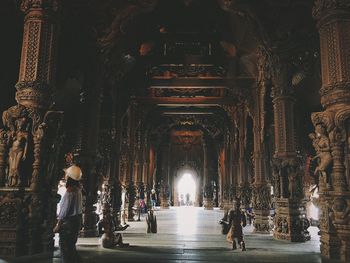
[3,207,343,263]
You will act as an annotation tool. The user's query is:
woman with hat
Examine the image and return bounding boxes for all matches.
[54,165,83,263]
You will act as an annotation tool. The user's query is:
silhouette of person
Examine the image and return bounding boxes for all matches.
[185,193,190,206]
[226,199,247,251]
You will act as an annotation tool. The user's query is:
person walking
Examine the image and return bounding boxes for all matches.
[54,165,83,263]
[226,199,247,251]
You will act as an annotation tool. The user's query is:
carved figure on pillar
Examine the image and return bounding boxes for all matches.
[8,117,29,187]
[0,130,9,186]
[309,123,332,189]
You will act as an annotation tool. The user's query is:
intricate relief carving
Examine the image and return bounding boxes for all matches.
[254,222,270,233]
[313,0,350,21]
[8,118,30,187]
[149,64,227,79]
[332,197,350,225]
[0,130,9,186]
[0,194,21,228]
[271,161,281,198]
[309,123,333,188]
[239,184,252,208]
[275,216,289,234]
[20,0,59,13]
[252,185,271,210]
[98,2,156,51]
[270,54,293,97]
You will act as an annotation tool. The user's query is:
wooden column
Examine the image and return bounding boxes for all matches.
[203,140,213,210]
[237,105,252,208]
[311,1,350,260]
[126,101,137,221]
[270,53,304,242]
[79,65,105,237]
[0,0,63,258]
[160,143,170,209]
[251,83,271,234]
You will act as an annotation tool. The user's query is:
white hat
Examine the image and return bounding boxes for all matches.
[64,165,82,181]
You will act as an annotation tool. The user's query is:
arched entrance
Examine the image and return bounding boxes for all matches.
[173,167,201,207]
[177,172,196,206]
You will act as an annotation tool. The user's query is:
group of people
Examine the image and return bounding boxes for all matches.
[55,167,251,263]
[179,193,191,206]
[139,188,158,213]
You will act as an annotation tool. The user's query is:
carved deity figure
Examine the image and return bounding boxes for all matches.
[309,124,332,187]
[8,117,29,187]
[271,164,281,198]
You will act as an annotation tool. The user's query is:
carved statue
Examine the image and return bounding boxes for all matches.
[281,218,288,234]
[8,117,29,187]
[309,124,332,187]
[271,163,281,198]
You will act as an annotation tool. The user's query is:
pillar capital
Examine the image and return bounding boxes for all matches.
[313,0,350,26]
[20,0,59,13]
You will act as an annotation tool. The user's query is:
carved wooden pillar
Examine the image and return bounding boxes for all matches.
[230,126,239,208]
[270,54,304,242]
[311,1,350,260]
[160,143,170,209]
[223,106,239,209]
[251,86,271,234]
[203,140,213,210]
[142,134,150,205]
[221,132,231,210]
[110,116,122,227]
[79,69,105,237]
[0,0,63,258]
[236,106,252,208]
[126,101,137,221]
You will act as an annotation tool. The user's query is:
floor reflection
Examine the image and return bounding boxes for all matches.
[176,206,198,235]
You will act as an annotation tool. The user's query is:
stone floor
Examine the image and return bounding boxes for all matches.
[2,207,343,263]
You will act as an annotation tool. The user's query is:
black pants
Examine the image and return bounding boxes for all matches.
[59,215,82,263]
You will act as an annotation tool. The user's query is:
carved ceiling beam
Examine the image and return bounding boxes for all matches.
[136,96,234,106]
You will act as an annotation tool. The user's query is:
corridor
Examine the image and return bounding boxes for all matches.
[8,207,341,263]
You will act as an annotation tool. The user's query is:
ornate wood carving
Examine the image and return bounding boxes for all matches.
[16,0,59,109]
[311,1,350,258]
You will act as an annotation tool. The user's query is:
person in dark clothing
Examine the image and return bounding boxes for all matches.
[185,193,190,206]
[54,165,83,263]
[226,199,247,251]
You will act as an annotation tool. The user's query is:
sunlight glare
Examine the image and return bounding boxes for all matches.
[178,173,196,205]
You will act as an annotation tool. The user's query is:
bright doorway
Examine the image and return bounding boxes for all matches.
[177,173,196,206]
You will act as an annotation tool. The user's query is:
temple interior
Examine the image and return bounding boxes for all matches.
[0,0,350,262]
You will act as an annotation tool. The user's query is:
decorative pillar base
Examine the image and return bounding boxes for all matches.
[80,210,98,237]
[80,195,98,237]
[253,209,271,234]
[0,189,56,259]
[160,182,170,209]
[203,198,213,210]
[273,198,305,242]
